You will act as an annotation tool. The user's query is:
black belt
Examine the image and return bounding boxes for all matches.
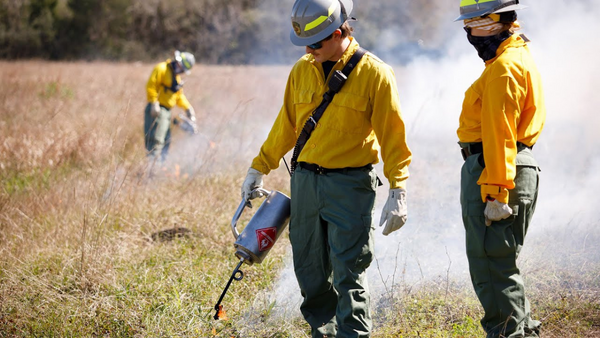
[460,142,533,161]
[298,162,373,175]
[460,143,483,160]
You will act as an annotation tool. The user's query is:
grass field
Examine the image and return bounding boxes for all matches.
[1,60,599,337]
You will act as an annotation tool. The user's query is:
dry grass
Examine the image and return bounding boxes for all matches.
[0,61,599,337]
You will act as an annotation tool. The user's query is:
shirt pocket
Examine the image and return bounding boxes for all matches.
[327,92,370,134]
[465,87,480,105]
[293,89,315,106]
[460,87,482,131]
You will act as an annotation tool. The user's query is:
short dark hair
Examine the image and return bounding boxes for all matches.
[498,11,517,23]
[340,21,353,38]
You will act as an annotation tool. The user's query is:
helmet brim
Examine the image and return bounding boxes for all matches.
[454,4,526,21]
[493,4,526,13]
[339,0,353,19]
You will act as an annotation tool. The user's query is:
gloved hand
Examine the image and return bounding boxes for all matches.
[241,168,265,201]
[483,197,512,226]
[185,107,198,134]
[379,188,407,236]
[186,107,196,122]
[151,101,161,118]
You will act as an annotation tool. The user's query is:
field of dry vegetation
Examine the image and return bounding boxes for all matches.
[1,60,599,337]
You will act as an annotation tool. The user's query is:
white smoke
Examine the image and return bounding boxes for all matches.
[378,0,600,289]
[248,0,600,326]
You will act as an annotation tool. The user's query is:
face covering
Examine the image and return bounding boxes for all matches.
[464,15,505,33]
[171,60,185,75]
[466,29,513,62]
[165,61,184,92]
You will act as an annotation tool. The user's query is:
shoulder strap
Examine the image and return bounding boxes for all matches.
[290,47,367,174]
[342,47,366,76]
[164,62,184,93]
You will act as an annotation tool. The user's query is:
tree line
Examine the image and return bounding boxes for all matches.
[0,0,455,64]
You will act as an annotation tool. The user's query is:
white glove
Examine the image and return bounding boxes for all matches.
[483,198,512,226]
[186,107,196,122]
[241,168,265,201]
[379,188,407,236]
[152,101,161,117]
[184,108,198,134]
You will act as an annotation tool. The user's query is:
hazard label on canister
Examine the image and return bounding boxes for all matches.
[256,227,277,252]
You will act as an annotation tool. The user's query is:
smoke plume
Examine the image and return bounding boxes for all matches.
[257,0,600,323]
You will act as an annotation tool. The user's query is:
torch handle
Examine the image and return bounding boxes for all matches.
[213,258,245,320]
[231,188,271,239]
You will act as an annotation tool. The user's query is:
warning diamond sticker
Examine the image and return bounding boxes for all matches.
[256,227,277,252]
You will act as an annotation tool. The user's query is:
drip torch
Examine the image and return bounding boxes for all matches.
[213,188,291,320]
[173,113,198,135]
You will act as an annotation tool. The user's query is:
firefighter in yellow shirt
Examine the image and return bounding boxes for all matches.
[240,0,411,336]
[455,0,545,337]
[145,50,197,162]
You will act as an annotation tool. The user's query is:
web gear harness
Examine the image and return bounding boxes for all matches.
[290,47,367,174]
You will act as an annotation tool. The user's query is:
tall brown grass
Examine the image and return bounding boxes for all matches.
[0,61,598,337]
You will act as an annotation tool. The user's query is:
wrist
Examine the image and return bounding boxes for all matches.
[248,167,264,175]
[480,185,509,203]
[390,180,406,189]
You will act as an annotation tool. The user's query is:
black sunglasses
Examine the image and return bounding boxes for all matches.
[307,33,334,50]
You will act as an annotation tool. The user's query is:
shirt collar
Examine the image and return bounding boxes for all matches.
[485,33,527,65]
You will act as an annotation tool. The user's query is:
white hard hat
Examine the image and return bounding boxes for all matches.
[455,0,526,21]
[290,0,353,47]
[174,50,195,74]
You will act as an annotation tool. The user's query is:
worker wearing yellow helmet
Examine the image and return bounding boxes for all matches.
[455,0,545,337]
[241,0,412,336]
[144,50,197,163]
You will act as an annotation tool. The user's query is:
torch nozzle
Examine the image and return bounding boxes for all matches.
[213,258,245,320]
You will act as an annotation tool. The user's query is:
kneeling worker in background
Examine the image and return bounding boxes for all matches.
[144,50,197,163]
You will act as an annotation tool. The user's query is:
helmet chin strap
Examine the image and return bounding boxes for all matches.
[171,61,184,75]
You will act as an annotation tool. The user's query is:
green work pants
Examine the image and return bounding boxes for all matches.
[144,103,171,161]
[460,147,542,338]
[290,165,378,338]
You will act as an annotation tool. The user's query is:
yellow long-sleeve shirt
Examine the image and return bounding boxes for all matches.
[146,60,191,110]
[251,38,411,189]
[457,34,546,203]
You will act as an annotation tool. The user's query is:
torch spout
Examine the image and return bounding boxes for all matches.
[213,258,245,320]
